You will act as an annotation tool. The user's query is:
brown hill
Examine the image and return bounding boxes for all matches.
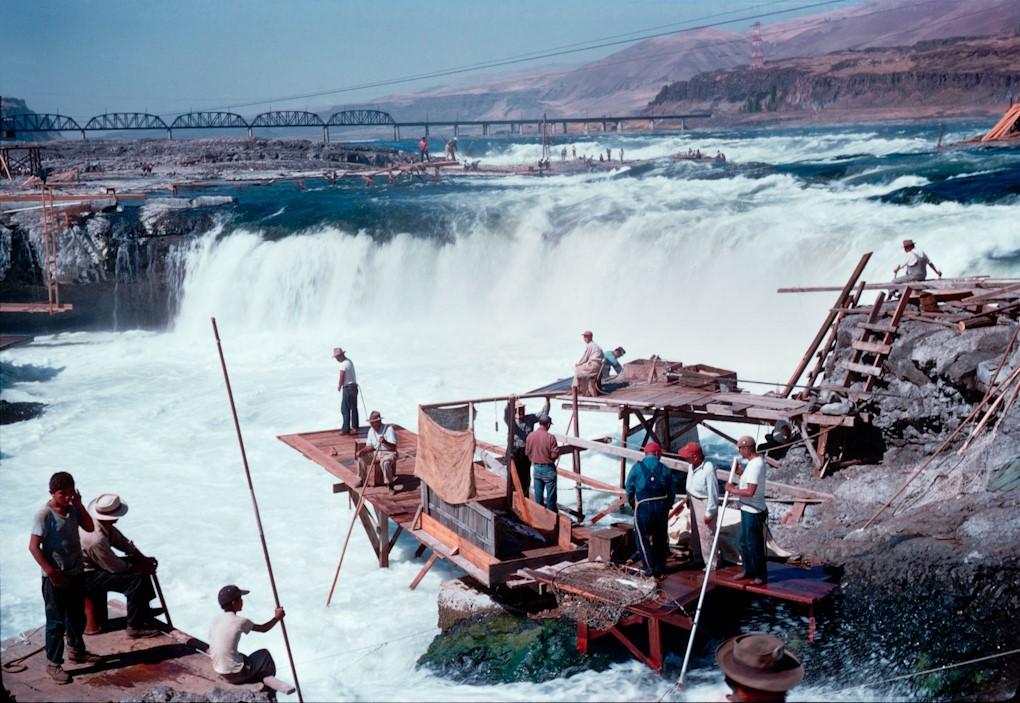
[346,0,1020,120]
[647,34,1020,124]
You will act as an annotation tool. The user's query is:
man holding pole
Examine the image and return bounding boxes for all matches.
[79,493,160,638]
[357,410,399,493]
[626,442,675,578]
[333,347,359,436]
[726,436,769,585]
[209,584,285,687]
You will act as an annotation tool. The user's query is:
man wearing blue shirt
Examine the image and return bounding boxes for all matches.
[626,442,676,578]
[600,346,626,382]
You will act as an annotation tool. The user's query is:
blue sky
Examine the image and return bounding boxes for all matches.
[2,0,863,119]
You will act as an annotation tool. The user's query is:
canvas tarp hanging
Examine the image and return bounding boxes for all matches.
[415,405,477,504]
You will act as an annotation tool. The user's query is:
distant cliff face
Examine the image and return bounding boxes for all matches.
[1,97,57,142]
[647,35,1020,123]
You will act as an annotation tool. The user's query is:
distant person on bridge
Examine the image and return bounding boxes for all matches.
[893,239,941,283]
[573,330,605,396]
[418,136,430,162]
[333,347,359,435]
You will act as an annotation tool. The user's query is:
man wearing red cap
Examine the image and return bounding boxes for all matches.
[677,441,719,566]
[625,442,675,578]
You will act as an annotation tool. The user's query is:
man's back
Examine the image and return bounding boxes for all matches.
[526,426,559,465]
[209,611,253,675]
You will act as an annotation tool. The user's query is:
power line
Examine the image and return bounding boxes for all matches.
[175,0,854,114]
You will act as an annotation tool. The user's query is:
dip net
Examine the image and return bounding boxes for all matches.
[551,561,658,630]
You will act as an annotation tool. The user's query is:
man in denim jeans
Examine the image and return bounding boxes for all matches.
[525,415,560,511]
[29,471,99,685]
[333,347,359,435]
[725,436,769,585]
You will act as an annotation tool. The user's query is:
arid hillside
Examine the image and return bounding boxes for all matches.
[647,34,1020,124]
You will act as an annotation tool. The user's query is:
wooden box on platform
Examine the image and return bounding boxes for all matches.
[667,363,738,391]
[587,525,634,563]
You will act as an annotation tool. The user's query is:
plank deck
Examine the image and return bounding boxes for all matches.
[0,334,34,351]
[1,601,270,702]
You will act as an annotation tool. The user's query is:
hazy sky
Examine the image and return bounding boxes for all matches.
[3,0,864,120]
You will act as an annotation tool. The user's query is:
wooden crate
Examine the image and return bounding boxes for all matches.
[588,526,634,563]
[668,363,738,391]
[423,484,498,555]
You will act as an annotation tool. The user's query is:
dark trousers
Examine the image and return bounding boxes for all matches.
[42,574,86,666]
[635,498,669,576]
[221,648,277,685]
[532,464,557,511]
[340,384,358,432]
[506,449,531,500]
[740,509,768,581]
[82,569,154,629]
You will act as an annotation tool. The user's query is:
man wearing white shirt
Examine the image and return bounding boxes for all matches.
[893,239,941,283]
[357,410,398,493]
[677,442,719,566]
[725,436,769,585]
[333,347,359,436]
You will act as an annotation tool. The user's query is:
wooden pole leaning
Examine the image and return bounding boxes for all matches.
[211,318,303,703]
[677,457,740,688]
[325,467,373,607]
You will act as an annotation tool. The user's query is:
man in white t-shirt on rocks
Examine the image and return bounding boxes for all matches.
[725,436,769,585]
[209,584,285,687]
[893,239,941,283]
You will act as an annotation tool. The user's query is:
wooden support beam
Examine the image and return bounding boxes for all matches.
[554,433,692,472]
[632,410,663,447]
[620,408,629,489]
[839,361,882,377]
[387,525,403,553]
[800,420,822,472]
[378,506,390,567]
[356,506,381,558]
[554,466,627,496]
[588,496,628,525]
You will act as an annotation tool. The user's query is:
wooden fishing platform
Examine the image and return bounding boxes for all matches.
[0,600,293,702]
[0,302,73,314]
[519,560,837,671]
[279,425,589,588]
[0,334,34,351]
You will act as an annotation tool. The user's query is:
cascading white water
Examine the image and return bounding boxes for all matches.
[2,128,1016,701]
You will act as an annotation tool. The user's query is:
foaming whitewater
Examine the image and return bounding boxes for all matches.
[3,125,1017,701]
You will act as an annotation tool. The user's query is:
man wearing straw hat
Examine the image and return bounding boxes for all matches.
[333,347,359,436]
[716,632,804,701]
[357,410,399,493]
[79,493,160,639]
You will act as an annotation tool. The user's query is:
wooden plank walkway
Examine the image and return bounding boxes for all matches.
[0,334,34,351]
[0,303,74,314]
[0,601,272,702]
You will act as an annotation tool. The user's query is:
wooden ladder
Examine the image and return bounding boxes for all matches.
[833,288,912,395]
[40,187,62,314]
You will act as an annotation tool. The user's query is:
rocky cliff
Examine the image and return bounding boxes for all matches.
[648,35,1020,123]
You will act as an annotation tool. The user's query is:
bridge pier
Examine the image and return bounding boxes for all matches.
[681,119,687,130]
[453,124,458,137]
[482,124,488,137]
[616,120,622,132]
[649,119,656,131]
[601,120,608,132]
[394,126,400,140]
[425,124,430,137]
[247,127,253,140]
[81,130,86,141]
[324,126,329,145]
[562,122,568,135]
[167,129,172,140]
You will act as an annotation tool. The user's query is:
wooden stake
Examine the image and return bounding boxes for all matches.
[211,318,303,703]
[326,454,377,605]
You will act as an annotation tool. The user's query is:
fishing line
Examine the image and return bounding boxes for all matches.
[827,648,1020,695]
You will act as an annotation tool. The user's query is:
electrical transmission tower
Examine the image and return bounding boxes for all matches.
[751,21,764,70]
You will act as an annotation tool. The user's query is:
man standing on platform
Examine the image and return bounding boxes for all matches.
[333,347,358,436]
[357,410,399,493]
[79,493,160,639]
[504,397,551,501]
[893,238,941,283]
[525,415,560,511]
[29,471,98,685]
[626,442,675,578]
[726,436,769,585]
[573,330,604,396]
[677,441,719,566]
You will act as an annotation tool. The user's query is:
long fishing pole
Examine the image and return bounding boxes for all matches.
[676,457,740,689]
[212,317,303,702]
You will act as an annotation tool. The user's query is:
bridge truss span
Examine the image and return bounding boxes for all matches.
[169,112,249,130]
[250,111,325,128]
[327,110,395,127]
[84,113,170,132]
[1,113,83,134]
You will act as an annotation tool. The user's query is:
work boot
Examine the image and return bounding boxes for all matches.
[46,664,72,684]
[67,649,101,664]
[127,626,160,639]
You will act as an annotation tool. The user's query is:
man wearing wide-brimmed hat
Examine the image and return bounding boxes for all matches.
[357,410,399,493]
[79,493,160,639]
[333,347,359,436]
[716,632,804,701]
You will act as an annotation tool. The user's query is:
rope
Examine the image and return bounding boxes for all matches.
[1,627,45,673]
[828,648,1020,695]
